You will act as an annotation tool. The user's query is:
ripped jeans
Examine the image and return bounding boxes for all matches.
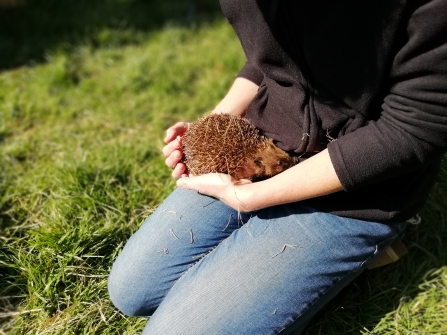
[108,188,404,335]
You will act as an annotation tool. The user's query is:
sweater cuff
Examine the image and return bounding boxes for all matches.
[236,61,264,86]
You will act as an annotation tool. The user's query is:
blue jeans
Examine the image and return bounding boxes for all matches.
[108,188,404,334]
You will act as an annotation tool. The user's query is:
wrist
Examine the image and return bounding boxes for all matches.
[233,182,265,212]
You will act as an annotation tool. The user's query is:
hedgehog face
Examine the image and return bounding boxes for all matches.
[232,140,297,180]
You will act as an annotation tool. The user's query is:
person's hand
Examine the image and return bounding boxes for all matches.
[163,122,189,179]
[177,173,253,211]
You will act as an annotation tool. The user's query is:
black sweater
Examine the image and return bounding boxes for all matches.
[220,0,447,222]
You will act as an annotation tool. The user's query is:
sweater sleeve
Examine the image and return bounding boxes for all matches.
[236,61,265,86]
[328,0,447,192]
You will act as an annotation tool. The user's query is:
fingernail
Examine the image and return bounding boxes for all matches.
[176,136,182,146]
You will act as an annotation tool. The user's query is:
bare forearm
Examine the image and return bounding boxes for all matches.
[212,77,259,116]
[236,149,343,211]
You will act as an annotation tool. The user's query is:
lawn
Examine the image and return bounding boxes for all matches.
[1,1,446,334]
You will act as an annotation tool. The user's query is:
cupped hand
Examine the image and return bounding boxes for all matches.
[163,122,189,179]
[176,173,253,211]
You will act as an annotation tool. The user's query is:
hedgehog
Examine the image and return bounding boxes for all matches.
[181,113,298,181]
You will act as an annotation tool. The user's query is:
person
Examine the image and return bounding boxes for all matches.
[107,0,447,334]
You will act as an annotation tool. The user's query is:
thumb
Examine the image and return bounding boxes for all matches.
[176,175,195,189]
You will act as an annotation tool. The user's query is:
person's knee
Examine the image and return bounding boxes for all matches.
[107,262,157,317]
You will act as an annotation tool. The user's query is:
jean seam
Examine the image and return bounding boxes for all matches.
[359,232,399,268]
[277,232,399,334]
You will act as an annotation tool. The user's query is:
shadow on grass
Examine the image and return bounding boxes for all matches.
[304,158,447,334]
[0,0,223,70]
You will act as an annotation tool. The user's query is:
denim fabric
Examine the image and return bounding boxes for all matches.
[108,188,404,335]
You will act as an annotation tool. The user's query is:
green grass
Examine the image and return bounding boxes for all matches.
[1,1,446,334]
